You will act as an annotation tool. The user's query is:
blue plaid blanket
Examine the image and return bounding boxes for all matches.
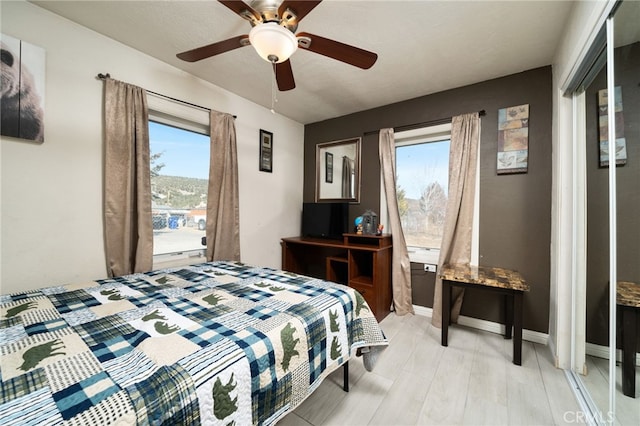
[0,261,387,425]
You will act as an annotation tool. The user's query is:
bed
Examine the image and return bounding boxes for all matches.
[0,261,388,425]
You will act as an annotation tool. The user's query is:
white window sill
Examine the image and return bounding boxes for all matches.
[407,247,439,266]
[153,249,206,270]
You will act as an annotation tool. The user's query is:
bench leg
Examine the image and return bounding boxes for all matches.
[504,293,514,339]
[621,307,636,398]
[513,292,523,365]
[442,280,451,346]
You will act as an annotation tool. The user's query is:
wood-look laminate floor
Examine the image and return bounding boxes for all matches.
[581,355,640,426]
[279,313,582,425]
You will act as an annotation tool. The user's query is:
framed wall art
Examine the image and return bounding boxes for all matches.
[497,104,529,175]
[598,86,626,167]
[259,129,273,173]
[325,152,333,183]
[0,33,45,143]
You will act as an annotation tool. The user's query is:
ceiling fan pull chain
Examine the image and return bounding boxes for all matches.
[271,62,278,114]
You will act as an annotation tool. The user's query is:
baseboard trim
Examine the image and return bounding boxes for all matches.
[413,304,549,345]
[585,342,640,366]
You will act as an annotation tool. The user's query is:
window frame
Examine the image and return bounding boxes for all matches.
[147,94,211,268]
[380,123,480,266]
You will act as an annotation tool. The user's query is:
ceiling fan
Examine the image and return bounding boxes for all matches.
[176,0,378,91]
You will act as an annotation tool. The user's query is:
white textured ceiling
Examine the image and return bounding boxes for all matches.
[32,0,574,124]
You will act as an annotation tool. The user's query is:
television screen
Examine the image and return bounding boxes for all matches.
[301,202,349,239]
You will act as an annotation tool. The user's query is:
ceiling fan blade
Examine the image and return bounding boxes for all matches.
[297,32,378,69]
[275,60,296,91]
[176,35,249,62]
[278,1,322,24]
[218,0,261,22]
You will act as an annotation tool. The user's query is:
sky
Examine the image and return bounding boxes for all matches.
[149,120,449,195]
[395,141,450,200]
[149,121,210,179]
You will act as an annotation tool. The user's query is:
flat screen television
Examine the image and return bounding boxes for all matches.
[301,202,349,240]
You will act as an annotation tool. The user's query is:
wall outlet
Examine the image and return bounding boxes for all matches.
[424,263,437,273]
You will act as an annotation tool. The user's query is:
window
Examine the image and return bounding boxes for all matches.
[148,98,210,263]
[394,124,451,263]
[381,122,479,265]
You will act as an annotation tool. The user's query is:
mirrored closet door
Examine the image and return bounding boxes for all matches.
[572,1,640,424]
[582,20,611,421]
[612,1,639,422]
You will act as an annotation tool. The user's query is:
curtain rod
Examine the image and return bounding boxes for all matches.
[363,109,486,136]
[96,73,236,118]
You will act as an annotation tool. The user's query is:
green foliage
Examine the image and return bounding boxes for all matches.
[396,184,409,219]
[150,151,166,178]
[151,175,208,209]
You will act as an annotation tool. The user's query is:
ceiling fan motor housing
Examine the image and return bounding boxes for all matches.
[247,0,300,32]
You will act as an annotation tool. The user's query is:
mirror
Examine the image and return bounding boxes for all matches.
[614,0,640,419]
[582,27,611,419]
[578,1,640,422]
[315,137,361,202]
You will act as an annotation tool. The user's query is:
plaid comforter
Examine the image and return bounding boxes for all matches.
[0,261,388,425]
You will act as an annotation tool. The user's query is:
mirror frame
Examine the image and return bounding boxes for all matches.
[315,137,361,203]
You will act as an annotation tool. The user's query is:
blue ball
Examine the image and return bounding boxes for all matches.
[354,216,363,226]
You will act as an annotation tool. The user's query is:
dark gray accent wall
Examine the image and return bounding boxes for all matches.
[586,42,640,349]
[304,66,552,333]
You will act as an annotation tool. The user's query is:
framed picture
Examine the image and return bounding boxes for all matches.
[325,152,333,183]
[497,104,529,175]
[0,33,46,143]
[598,87,626,167]
[259,129,273,172]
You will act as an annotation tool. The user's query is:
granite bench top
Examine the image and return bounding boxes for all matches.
[440,263,530,292]
[617,281,640,308]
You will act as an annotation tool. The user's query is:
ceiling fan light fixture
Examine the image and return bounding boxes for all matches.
[249,22,298,63]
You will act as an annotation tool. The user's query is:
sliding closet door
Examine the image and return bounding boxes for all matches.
[581,26,612,421]
[613,1,640,421]
[575,2,640,423]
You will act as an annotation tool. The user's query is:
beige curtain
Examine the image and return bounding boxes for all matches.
[342,156,353,198]
[431,112,480,328]
[379,128,414,315]
[103,78,153,277]
[206,111,240,261]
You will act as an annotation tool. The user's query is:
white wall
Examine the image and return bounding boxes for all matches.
[0,1,304,294]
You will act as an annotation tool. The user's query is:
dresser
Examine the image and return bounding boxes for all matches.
[281,234,392,321]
